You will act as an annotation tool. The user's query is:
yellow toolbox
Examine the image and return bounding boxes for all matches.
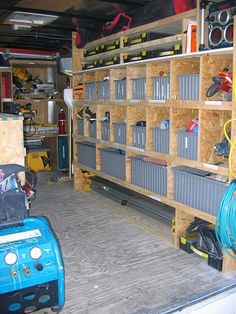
[25,147,51,171]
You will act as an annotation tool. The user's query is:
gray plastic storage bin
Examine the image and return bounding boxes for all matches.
[114,123,126,145]
[132,125,146,149]
[153,76,170,100]
[78,119,84,136]
[132,78,146,100]
[101,121,110,141]
[85,82,96,100]
[178,130,198,161]
[98,80,110,100]
[89,121,97,138]
[173,166,228,216]
[101,147,126,180]
[131,156,167,196]
[178,73,199,100]
[153,127,169,154]
[78,141,96,169]
[115,79,126,100]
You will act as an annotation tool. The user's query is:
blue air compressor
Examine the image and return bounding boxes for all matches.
[0,164,65,314]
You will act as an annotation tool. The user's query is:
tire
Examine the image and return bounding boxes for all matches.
[206,83,220,98]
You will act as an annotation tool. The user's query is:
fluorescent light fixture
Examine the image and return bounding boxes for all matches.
[6,11,58,26]
[12,24,32,31]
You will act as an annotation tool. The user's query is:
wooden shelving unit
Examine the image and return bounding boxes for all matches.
[9,60,69,170]
[72,10,236,273]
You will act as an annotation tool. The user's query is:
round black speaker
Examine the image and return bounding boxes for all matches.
[218,9,231,25]
[224,23,233,44]
[209,26,223,47]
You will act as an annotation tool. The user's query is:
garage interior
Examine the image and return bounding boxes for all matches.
[1,1,236,314]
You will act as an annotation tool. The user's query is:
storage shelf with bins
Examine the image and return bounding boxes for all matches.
[72,14,236,272]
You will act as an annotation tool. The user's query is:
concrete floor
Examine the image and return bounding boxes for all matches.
[33,172,236,314]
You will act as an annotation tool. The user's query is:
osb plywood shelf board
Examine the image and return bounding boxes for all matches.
[0,118,25,165]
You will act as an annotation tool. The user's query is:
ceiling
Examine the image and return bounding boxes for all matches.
[0,0,154,56]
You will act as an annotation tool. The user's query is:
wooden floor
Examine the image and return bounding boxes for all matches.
[33,173,236,314]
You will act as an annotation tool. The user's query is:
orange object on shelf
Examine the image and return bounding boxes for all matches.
[185,22,197,53]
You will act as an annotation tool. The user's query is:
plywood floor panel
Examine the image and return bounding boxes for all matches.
[33,173,236,314]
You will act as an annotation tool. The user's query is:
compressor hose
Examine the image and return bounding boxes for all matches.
[215,180,236,258]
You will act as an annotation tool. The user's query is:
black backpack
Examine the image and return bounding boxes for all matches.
[0,164,36,228]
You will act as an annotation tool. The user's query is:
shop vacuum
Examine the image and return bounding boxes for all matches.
[0,164,65,314]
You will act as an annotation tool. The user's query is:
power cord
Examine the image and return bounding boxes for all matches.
[215,180,236,258]
[223,118,236,178]
[215,119,236,258]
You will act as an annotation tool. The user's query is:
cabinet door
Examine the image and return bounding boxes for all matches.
[58,136,69,170]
